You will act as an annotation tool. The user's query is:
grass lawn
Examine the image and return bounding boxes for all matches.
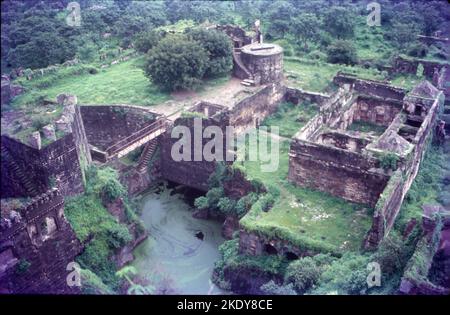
[12,57,171,107]
[284,58,384,92]
[261,102,319,138]
[236,127,372,253]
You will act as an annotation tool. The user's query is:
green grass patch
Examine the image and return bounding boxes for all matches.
[284,58,384,92]
[261,102,319,138]
[12,57,171,107]
[236,130,372,254]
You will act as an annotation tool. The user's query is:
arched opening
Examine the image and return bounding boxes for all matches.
[264,244,278,255]
[40,217,57,241]
[285,251,299,261]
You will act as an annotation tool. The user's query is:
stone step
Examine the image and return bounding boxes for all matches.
[136,139,158,172]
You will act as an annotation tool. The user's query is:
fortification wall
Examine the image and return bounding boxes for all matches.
[1,105,89,198]
[288,140,389,207]
[230,83,285,131]
[365,92,444,248]
[0,189,82,294]
[160,103,231,191]
[284,87,330,106]
[80,105,156,151]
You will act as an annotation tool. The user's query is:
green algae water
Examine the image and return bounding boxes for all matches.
[132,184,227,294]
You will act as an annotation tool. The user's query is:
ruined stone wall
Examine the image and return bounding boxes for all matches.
[365,92,444,248]
[238,229,327,258]
[0,189,82,294]
[80,105,156,151]
[284,87,330,106]
[1,136,45,198]
[392,56,449,79]
[288,140,389,207]
[160,106,231,191]
[353,96,403,126]
[334,72,406,101]
[1,104,90,198]
[230,83,285,131]
[317,131,370,153]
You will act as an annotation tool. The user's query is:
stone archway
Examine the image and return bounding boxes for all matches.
[264,243,278,255]
[285,251,299,261]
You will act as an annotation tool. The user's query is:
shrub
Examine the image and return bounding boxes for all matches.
[87,166,126,202]
[379,153,399,171]
[285,257,321,293]
[327,40,358,65]
[313,252,370,295]
[134,30,164,54]
[194,196,208,210]
[260,280,297,295]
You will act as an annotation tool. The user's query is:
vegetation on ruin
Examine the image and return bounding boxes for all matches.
[261,102,319,138]
[214,229,419,295]
[65,165,143,291]
[236,131,373,253]
[396,144,450,228]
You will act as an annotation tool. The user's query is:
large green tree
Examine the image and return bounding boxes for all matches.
[186,28,233,77]
[290,13,321,49]
[323,6,355,39]
[144,35,209,91]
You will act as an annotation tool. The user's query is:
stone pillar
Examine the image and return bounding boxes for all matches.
[42,124,56,141]
[28,131,41,150]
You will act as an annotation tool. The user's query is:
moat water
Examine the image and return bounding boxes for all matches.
[132,183,227,294]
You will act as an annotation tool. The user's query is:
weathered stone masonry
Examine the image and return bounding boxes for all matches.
[0,188,82,294]
[288,73,445,248]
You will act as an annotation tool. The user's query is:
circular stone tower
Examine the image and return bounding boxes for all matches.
[240,43,283,85]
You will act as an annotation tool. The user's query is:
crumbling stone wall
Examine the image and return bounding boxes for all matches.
[365,86,444,248]
[80,105,156,151]
[284,87,330,106]
[288,140,389,207]
[392,56,449,79]
[0,189,82,294]
[1,103,91,198]
[160,103,231,191]
[398,206,450,295]
[230,83,285,131]
[1,132,86,198]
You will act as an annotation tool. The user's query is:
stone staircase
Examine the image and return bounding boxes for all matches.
[233,48,255,86]
[1,144,40,196]
[136,139,158,172]
[240,78,256,87]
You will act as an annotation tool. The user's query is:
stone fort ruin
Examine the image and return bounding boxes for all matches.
[1,23,449,293]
